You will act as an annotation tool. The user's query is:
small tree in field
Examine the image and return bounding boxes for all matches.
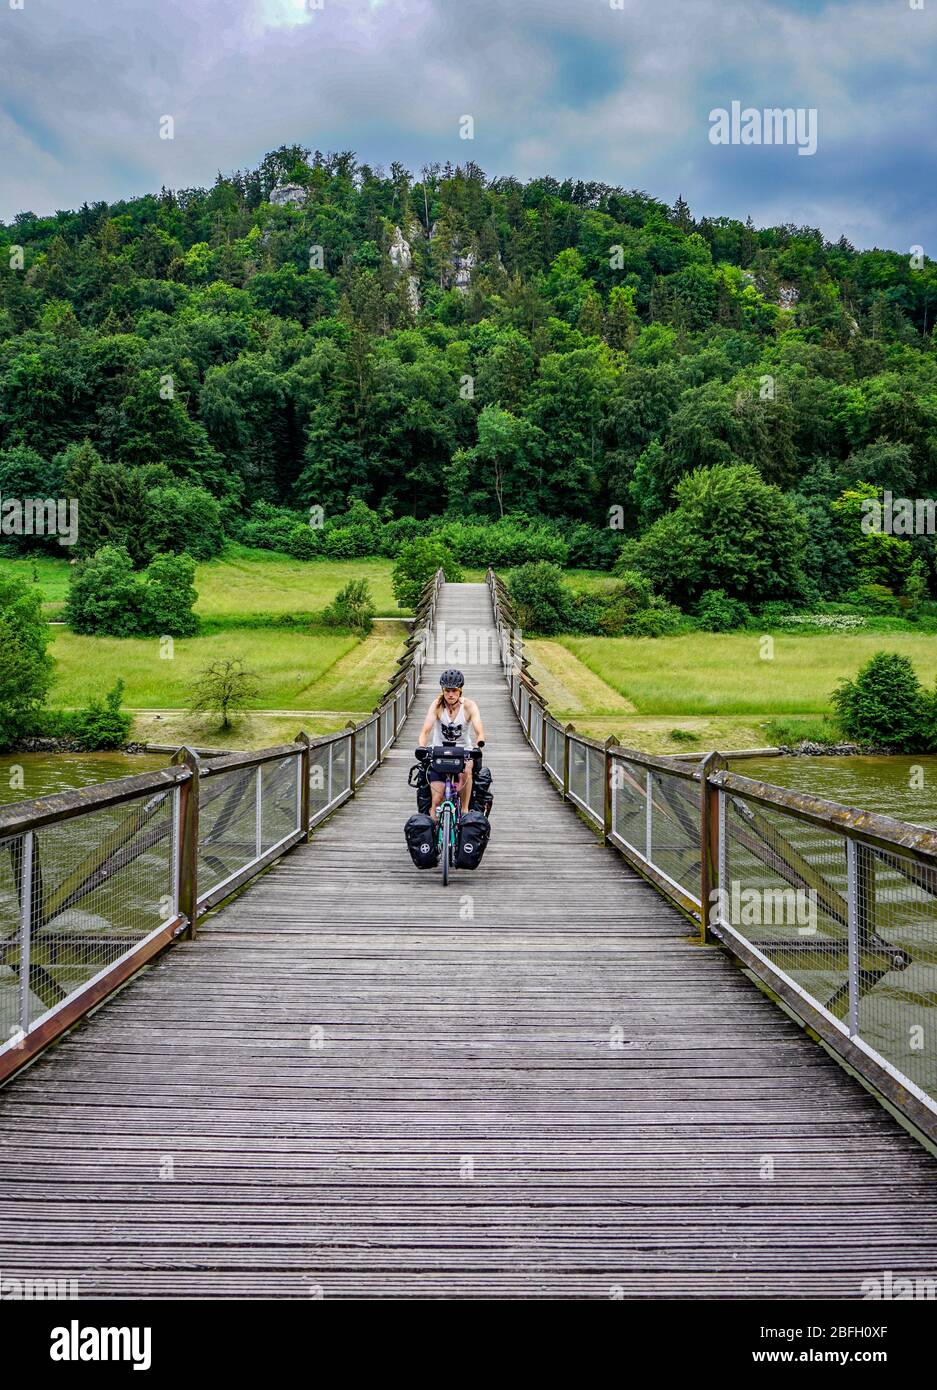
[189,659,260,732]
[322,578,375,635]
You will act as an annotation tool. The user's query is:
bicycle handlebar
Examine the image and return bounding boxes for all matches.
[415,744,482,763]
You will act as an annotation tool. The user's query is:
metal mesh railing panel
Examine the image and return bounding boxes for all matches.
[261,755,299,852]
[0,842,21,1043]
[611,756,650,856]
[309,744,332,821]
[544,720,564,782]
[529,702,543,755]
[568,739,587,808]
[197,765,258,898]
[11,792,175,1031]
[722,792,849,1016]
[332,736,351,796]
[586,747,605,823]
[650,770,701,901]
[855,845,937,1103]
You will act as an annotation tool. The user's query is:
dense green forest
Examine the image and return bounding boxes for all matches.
[2,144,937,610]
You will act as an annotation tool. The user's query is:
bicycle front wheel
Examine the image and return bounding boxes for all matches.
[441,806,451,886]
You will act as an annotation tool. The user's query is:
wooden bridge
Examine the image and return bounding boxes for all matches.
[1,580,937,1299]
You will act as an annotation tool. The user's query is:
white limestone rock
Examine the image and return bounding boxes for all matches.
[389,225,412,271]
[269,182,307,208]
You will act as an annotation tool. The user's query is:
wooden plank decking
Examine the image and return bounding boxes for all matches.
[1,582,936,1298]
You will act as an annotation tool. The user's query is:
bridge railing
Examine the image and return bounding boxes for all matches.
[488,567,937,1145]
[0,568,443,1086]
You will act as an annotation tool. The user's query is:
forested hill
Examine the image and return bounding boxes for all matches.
[1,145,936,584]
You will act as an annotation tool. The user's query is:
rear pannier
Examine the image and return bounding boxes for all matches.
[470,766,493,818]
[404,813,439,869]
[454,810,491,869]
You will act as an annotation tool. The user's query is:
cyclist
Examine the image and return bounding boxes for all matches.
[418,668,486,822]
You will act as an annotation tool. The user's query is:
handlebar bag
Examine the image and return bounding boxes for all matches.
[454,810,491,870]
[431,750,465,775]
[404,813,439,869]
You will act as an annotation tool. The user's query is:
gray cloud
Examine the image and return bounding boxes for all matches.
[0,0,934,248]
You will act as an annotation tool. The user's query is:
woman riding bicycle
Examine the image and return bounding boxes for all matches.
[418,668,486,822]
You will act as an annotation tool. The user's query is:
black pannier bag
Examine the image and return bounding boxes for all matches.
[470,766,493,818]
[408,763,431,815]
[405,813,438,869]
[454,810,491,869]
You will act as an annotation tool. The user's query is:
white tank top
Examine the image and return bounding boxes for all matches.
[432,699,474,749]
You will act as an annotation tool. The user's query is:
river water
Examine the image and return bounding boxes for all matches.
[2,749,937,826]
[0,751,169,807]
[731,754,937,829]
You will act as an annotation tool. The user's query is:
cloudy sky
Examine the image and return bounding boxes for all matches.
[0,0,934,249]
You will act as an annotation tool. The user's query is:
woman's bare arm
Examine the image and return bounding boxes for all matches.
[418,699,438,747]
[466,698,485,744]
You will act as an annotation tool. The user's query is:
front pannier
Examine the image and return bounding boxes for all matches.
[409,763,431,814]
[404,814,439,869]
[454,810,491,869]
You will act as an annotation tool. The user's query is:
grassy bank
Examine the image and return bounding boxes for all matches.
[0,545,412,747]
[524,629,937,754]
[0,546,406,622]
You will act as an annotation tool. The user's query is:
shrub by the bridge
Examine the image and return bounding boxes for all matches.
[832,651,931,751]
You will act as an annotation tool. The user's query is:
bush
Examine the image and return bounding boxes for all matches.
[66,546,198,636]
[508,562,574,635]
[142,484,225,561]
[843,581,900,616]
[832,652,928,751]
[70,680,132,750]
[565,523,622,570]
[140,552,199,636]
[322,579,375,635]
[65,545,142,636]
[285,524,320,559]
[0,572,53,748]
[237,502,311,554]
[626,600,684,637]
[695,588,751,632]
[757,601,795,625]
[392,537,462,607]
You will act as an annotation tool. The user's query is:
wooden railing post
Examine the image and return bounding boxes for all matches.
[296,731,311,841]
[563,723,575,800]
[540,708,547,766]
[699,752,726,945]
[172,746,201,941]
[604,736,619,844]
